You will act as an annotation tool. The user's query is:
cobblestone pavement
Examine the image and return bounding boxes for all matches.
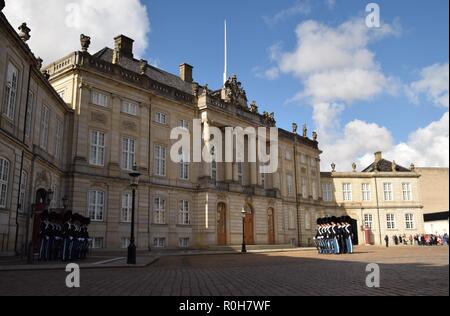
[0,246,447,296]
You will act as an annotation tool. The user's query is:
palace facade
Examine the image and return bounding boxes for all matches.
[1,8,445,254]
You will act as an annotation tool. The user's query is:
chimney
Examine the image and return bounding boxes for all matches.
[374,151,382,163]
[113,35,134,61]
[179,63,193,83]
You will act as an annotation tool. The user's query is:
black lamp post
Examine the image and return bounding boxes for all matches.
[127,163,140,264]
[241,207,247,253]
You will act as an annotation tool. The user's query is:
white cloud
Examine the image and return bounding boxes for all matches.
[270,18,448,170]
[3,0,150,64]
[406,62,449,108]
[263,1,311,26]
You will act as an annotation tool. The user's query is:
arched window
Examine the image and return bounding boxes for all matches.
[0,158,10,208]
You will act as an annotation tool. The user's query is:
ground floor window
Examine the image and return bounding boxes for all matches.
[405,213,416,229]
[153,237,166,248]
[121,237,130,249]
[91,237,104,249]
[179,238,189,248]
[364,214,373,229]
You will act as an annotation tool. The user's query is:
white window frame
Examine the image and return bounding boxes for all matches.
[91,237,104,249]
[90,131,106,166]
[364,214,373,229]
[25,90,34,137]
[154,144,166,176]
[57,89,66,100]
[179,148,189,180]
[383,183,393,201]
[121,192,132,223]
[153,237,166,248]
[121,100,138,116]
[91,91,108,107]
[153,197,166,224]
[343,183,353,201]
[88,190,105,221]
[0,158,10,208]
[402,183,412,201]
[155,112,167,125]
[121,237,130,249]
[286,175,293,197]
[386,213,396,229]
[288,209,296,230]
[301,177,308,198]
[179,200,190,225]
[179,119,189,129]
[322,183,333,202]
[362,183,371,201]
[179,238,189,248]
[55,119,63,160]
[40,105,50,150]
[122,137,136,171]
[405,213,415,229]
[2,62,18,120]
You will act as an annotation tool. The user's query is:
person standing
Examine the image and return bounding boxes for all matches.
[384,235,389,248]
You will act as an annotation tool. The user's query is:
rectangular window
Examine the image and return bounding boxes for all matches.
[310,157,316,167]
[0,158,10,208]
[90,131,105,166]
[121,100,138,116]
[300,154,306,164]
[301,178,308,198]
[18,171,28,213]
[386,214,396,229]
[55,119,63,160]
[88,190,105,221]
[179,119,189,129]
[179,159,189,180]
[122,137,136,171]
[179,238,189,248]
[121,192,132,223]
[322,183,333,202]
[25,90,34,137]
[362,183,371,201]
[39,106,50,150]
[153,237,166,248]
[286,175,293,197]
[405,213,415,229]
[91,237,104,249]
[304,211,311,230]
[2,62,18,120]
[402,183,412,201]
[153,197,166,224]
[383,183,393,201]
[285,151,292,161]
[288,209,296,230]
[179,200,190,225]
[91,91,108,107]
[343,183,352,201]
[155,112,167,124]
[364,214,373,229]
[121,237,130,249]
[154,145,166,176]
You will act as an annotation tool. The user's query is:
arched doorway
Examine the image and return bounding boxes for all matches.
[267,208,275,244]
[217,202,227,245]
[32,189,48,251]
[244,204,254,245]
[350,218,359,245]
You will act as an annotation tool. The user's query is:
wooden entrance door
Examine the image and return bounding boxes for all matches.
[217,203,227,245]
[268,208,275,244]
[244,209,254,245]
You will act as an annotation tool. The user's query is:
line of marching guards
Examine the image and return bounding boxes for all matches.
[314,216,354,255]
[38,211,91,261]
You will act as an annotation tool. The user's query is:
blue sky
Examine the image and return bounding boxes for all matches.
[145,0,448,139]
[5,0,448,169]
